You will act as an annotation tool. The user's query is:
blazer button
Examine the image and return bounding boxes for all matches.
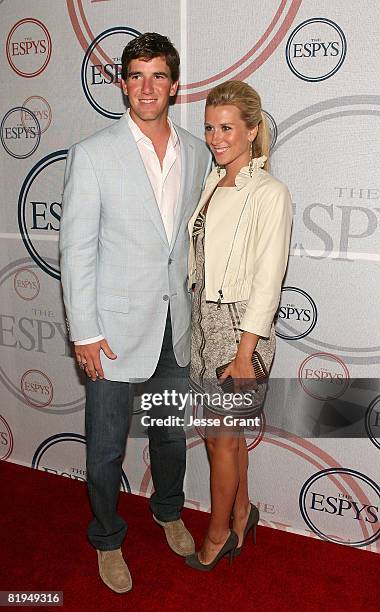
[163,295,169,301]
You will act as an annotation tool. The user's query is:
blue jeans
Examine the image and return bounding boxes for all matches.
[85,312,187,550]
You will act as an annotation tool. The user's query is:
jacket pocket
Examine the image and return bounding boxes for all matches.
[98,294,129,313]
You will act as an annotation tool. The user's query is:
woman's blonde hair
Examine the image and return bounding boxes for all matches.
[206,80,270,171]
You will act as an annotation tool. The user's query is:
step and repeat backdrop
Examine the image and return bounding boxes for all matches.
[0,1,379,553]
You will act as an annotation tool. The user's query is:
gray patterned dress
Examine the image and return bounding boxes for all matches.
[189,189,276,417]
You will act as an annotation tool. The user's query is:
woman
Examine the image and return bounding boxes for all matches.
[186,81,292,570]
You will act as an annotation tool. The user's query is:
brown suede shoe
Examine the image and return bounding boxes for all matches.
[153,516,195,556]
[96,548,132,594]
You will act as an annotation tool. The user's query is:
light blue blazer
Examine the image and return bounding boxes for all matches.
[59,113,211,382]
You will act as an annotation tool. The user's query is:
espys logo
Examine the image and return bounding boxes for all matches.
[286,18,347,82]
[0,258,85,414]
[143,444,150,467]
[272,95,380,365]
[31,432,131,492]
[18,150,67,280]
[1,107,41,159]
[20,369,53,408]
[6,18,52,78]
[21,96,52,133]
[68,1,302,104]
[299,468,380,547]
[140,422,348,528]
[276,287,317,340]
[13,267,40,300]
[0,415,14,461]
[298,352,349,401]
[81,26,140,119]
[262,110,277,150]
[365,396,380,451]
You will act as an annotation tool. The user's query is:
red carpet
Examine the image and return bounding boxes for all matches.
[0,460,378,611]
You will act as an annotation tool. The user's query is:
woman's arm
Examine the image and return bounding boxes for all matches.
[240,182,293,338]
[218,182,292,388]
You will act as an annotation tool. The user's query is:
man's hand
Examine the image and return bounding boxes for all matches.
[75,340,117,381]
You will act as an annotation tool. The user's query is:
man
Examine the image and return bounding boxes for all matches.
[60,33,211,593]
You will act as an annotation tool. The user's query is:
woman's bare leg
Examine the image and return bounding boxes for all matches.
[232,435,251,547]
[198,422,241,564]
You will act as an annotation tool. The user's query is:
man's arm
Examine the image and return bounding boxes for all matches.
[60,143,102,339]
[202,151,213,189]
[60,143,116,379]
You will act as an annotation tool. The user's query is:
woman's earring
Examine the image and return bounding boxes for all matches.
[248,141,254,177]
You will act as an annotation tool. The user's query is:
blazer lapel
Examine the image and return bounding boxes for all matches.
[169,126,195,253]
[108,115,169,248]
[188,169,219,237]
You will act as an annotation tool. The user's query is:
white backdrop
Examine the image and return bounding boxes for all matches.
[0,1,379,553]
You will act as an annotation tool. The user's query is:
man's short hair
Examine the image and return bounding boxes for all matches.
[121,32,180,82]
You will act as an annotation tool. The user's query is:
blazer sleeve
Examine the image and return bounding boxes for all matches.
[202,151,213,189]
[59,143,102,341]
[240,182,293,337]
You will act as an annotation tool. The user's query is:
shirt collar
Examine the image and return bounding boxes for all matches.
[126,109,179,149]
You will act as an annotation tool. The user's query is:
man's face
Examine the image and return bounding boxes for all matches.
[122,56,178,124]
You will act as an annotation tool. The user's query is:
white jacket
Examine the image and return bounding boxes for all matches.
[188,157,293,338]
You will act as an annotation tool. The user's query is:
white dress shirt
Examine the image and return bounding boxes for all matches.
[75,110,181,346]
[128,110,181,241]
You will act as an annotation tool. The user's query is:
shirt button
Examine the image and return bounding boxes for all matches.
[168,258,173,265]
[163,295,169,301]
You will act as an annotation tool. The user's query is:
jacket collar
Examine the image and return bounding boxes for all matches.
[215,155,267,190]
[107,113,194,252]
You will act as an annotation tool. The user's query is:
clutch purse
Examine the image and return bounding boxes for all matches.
[215,350,268,392]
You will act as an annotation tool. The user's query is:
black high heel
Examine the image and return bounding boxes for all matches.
[233,503,260,557]
[185,530,238,571]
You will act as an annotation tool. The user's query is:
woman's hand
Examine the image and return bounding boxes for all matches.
[217,330,260,391]
[218,354,257,392]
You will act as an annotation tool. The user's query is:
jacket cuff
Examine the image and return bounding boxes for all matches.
[65,315,102,343]
[74,335,104,346]
[240,309,272,338]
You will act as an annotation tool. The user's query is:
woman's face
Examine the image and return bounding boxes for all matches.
[204,104,257,174]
